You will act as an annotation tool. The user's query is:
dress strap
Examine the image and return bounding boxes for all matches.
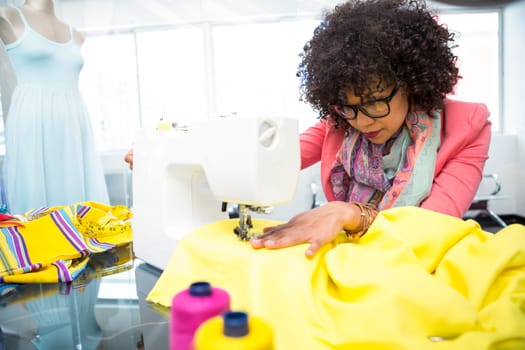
[13,7,30,31]
[68,25,74,42]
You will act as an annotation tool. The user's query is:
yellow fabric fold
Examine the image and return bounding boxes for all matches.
[3,258,90,284]
[0,202,132,284]
[147,206,525,350]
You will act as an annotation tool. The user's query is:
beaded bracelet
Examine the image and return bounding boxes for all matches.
[344,202,379,240]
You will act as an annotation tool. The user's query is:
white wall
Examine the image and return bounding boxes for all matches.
[482,134,519,214]
[57,0,342,29]
[501,0,525,216]
[484,0,525,217]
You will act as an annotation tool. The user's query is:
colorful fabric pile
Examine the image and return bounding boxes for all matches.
[0,202,132,284]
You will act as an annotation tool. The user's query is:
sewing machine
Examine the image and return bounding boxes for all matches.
[132,116,300,270]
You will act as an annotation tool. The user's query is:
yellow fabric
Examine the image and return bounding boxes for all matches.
[71,201,133,240]
[147,206,525,350]
[0,202,132,283]
[3,243,134,307]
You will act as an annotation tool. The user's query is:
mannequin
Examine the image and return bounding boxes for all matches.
[0,0,69,119]
[0,0,84,45]
[0,0,109,213]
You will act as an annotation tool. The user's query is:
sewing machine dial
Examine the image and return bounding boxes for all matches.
[258,120,278,148]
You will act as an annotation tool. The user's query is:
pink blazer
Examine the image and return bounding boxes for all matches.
[300,99,491,218]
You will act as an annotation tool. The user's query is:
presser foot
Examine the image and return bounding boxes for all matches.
[233,214,253,241]
[232,204,272,241]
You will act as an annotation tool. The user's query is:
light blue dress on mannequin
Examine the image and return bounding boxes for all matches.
[3,7,109,214]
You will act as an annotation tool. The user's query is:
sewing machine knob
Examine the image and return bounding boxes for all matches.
[258,120,277,148]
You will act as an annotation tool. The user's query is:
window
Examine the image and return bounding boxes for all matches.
[438,12,500,130]
[135,27,208,129]
[76,11,502,151]
[80,34,140,150]
[212,20,320,131]
[79,19,322,151]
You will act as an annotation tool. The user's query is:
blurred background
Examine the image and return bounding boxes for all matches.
[0,0,523,219]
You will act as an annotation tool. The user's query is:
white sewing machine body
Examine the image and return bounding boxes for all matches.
[132,116,300,270]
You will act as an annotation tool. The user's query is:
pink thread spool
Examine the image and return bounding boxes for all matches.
[170,281,230,350]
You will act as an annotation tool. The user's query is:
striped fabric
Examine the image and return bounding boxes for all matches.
[0,202,132,284]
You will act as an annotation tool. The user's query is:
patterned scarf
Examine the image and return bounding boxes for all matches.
[330,110,441,210]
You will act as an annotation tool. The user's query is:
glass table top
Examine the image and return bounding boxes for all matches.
[0,243,169,350]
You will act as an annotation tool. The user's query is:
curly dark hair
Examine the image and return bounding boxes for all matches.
[297,0,460,128]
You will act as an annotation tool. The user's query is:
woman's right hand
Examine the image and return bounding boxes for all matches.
[249,201,362,257]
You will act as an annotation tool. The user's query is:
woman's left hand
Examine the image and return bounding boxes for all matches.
[124,147,134,170]
[249,201,359,257]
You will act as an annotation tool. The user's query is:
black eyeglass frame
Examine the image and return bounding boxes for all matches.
[331,85,400,120]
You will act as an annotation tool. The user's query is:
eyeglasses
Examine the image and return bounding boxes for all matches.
[331,86,399,120]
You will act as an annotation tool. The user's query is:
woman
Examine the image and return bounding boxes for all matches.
[250,0,491,256]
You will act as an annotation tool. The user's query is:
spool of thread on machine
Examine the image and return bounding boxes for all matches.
[170,281,230,350]
[194,311,274,350]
